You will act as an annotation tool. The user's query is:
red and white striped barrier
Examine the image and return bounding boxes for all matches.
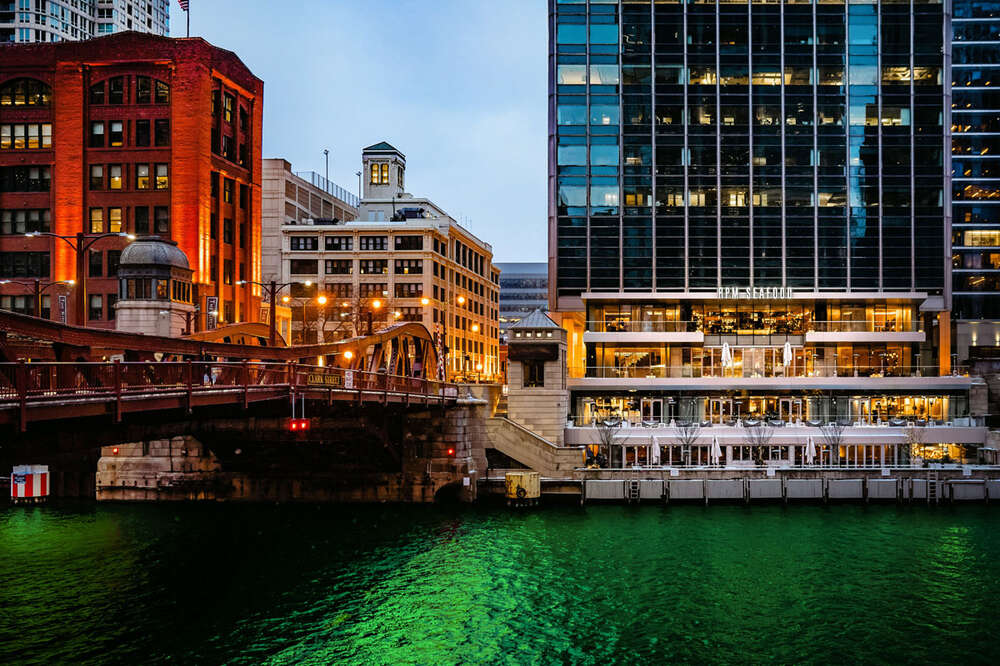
[11,465,48,503]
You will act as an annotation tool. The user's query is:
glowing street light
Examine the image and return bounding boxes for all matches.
[471,324,479,333]
[316,295,328,305]
[457,295,466,305]
[420,297,430,306]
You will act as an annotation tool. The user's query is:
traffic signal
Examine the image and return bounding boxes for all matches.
[288,418,310,431]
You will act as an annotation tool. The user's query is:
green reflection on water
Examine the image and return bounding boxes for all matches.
[2,502,999,664]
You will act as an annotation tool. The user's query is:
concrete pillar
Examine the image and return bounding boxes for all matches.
[939,311,951,376]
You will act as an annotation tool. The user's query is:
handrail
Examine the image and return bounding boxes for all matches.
[584,320,921,334]
[581,365,969,379]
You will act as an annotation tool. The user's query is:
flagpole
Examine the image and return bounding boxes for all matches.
[186,5,190,37]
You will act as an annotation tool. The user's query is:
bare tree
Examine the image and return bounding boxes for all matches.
[743,425,774,466]
[903,424,926,466]
[674,423,701,466]
[593,410,622,467]
[819,422,846,466]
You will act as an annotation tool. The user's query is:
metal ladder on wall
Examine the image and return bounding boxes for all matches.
[927,471,939,504]
[627,470,641,503]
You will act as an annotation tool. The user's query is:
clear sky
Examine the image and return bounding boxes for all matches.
[172,0,548,263]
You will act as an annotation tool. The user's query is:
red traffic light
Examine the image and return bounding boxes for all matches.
[289,418,310,431]
[112,447,119,455]
[447,447,455,456]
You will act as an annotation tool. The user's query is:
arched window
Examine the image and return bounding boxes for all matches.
[0,79,51,106]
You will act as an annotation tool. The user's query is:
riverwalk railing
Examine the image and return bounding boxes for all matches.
[0,361,458,429]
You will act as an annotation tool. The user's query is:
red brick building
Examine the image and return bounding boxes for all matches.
[0,32,263,329]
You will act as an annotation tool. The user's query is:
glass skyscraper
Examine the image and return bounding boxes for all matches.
[550,0,947,305]
[547,1,983,444]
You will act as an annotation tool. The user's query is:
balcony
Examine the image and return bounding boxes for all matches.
[805,321,925,343]
[583,320,704,344]
[584,319,923,344]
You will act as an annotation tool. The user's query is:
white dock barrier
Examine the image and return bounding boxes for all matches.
[828,479,864,499]
[669,479,704,500]
[639,480,663,500]
[748,479,783,500]
[785,479,824,499]
[987,480,1000,500]
[867,478,898,500]
[706,479,743,500]
[950,480,986,501]
[911,479,928,499]
[585,480,625,500]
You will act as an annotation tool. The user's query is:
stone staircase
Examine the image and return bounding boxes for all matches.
[485,417,582,477]
[494,393,508,418]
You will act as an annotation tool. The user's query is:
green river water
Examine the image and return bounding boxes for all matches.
[1,501,998,665]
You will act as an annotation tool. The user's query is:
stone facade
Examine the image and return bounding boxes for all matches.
[505,311,570,445]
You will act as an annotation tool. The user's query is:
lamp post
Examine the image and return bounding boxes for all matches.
[25,231,134,325]
[367,298,382,335]
[236,279,313,347]
[0,278,74,318]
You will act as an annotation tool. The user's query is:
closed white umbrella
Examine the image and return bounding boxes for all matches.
[805,436,816,464]
[711,436,723,465]
[721,342,732,368]
[783,341,793,367]
[649,436,661,465]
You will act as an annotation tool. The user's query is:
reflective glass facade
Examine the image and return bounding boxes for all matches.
[951,0,1000,319]
[549,0,949,302]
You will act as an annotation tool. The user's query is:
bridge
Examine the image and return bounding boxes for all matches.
[0,310,486,503]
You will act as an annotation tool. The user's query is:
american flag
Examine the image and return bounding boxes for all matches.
[178,0,189,10]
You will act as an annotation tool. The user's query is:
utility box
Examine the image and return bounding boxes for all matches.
[11,465,49,503]
[505,471,540,506]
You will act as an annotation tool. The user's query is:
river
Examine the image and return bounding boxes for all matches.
[2,502,999,664]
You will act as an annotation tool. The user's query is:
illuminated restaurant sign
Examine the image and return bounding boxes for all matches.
[716,286,794,300]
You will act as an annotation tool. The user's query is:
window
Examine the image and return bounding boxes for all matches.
[211,172,219,198]
[0,79,51,107]
[394,259,423,275]
[89,294,103,321]
[1,209,50,235]
[0,124,51,150]
[108,77,124,104]
[359,236,388,251]
[523,360,545,388]
[223,259,233,285]
[89,121,104,147]
[289,236,317,251]
[327,283,352,298]
[154,119,169,146]
[394,283,423,298]
[325,259,352,274]
[90,165,104,190]
[136,164,150,189]
[154,80,169,104]
[108,208,122,233]
[135,119,150,147]
[89,208,103,233]
[221,134,235,161]
[154,206,169,234]
[0,252,50,278]
[89,81,105,105]
[239,184,248,209]
[289,259,318,275]
[154,164,168,190]
[136,76,151,104]
[89,250,102,277]
[210,213,218,239]
[0,166,50,192]
[359,259,387,275]
[107,294,117,320]
[134,207,149,234]
[359,283,386,298]
[107,250,121,276]
[109,165,122,190]
[108,121,123,147]
[395,235,423,251]
[223,178,234,203]
[223,219,234,244]
[325,236,353,251]
[239,106,248,132]
[223,94,234,123]
[239,223,246,249]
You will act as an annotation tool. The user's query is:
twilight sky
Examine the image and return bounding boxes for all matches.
[172,0,548,263]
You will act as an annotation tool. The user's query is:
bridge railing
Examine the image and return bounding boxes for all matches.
[0,361,457,405]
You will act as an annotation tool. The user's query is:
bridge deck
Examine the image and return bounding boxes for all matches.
[0,362,459,430]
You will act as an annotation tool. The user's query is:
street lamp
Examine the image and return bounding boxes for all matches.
[420,297,430,306]
[0,278,74,318]
[367,298,383,335]
[236,279,316,347]
[24,231,135,325]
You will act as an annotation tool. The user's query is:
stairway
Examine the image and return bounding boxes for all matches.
[485,417,582,477]
[495,393,508,418]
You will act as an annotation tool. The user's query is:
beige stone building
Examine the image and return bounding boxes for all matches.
[270,142,501,381]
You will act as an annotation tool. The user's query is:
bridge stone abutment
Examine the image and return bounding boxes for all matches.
[90,398,488,503]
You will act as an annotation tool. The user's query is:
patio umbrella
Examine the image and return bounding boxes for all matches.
[649,436,661,465]
[711,436,723,465]
[805,436,816,464]
[783,341,793,367]
[721,342,733,368]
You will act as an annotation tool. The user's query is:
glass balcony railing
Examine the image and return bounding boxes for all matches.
[586,320,920,334]
[582,365,968,380]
